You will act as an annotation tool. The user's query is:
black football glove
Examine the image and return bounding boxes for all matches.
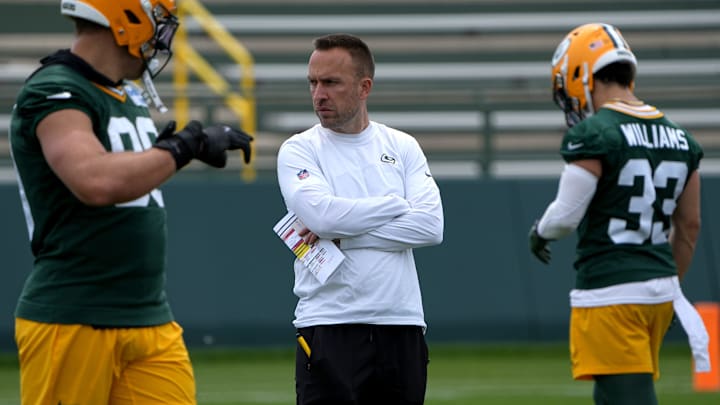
[154,120,254,169]
[157,119,176,139]
[529,220,551,264]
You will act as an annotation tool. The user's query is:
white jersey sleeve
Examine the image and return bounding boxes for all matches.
[340,135,444,251]
[277,126,411,239]
[537,163,598,239]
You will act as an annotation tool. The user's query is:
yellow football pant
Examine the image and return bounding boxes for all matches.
[15,318,196,405]
[570,302,674,381]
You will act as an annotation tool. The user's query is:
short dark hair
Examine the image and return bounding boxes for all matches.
[313,33,375,80]
[595,61,635,87]
[73,17,107,34]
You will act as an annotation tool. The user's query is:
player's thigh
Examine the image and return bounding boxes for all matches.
[110,322,196,405]
[15,317,116,405]
[570,302,673,380]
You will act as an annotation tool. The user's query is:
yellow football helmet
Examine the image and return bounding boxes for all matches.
[551,23,637,127]
[60,0,178,77]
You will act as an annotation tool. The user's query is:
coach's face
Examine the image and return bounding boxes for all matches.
[307,47,371,134]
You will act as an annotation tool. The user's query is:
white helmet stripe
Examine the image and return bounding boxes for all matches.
[61,0,110,27]
[581,61,594,117]
[602,24,627,50]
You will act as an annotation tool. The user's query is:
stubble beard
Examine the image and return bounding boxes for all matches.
[317,104,361,133]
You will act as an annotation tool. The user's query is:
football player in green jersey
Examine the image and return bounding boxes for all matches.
[10,1,253,404]
[528,23,707,404]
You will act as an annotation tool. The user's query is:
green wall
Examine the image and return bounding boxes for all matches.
[1,178,719,351]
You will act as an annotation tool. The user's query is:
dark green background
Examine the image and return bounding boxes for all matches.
[2,177,718,351]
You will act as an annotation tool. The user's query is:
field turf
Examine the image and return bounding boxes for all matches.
[0,342,718,404]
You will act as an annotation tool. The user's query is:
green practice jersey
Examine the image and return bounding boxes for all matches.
[560,100,703,290]
[10,61,174,326]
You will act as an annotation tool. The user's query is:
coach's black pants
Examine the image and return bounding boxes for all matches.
[295,324,428,405]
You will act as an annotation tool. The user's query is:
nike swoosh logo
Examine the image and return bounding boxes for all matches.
[566,142,584,150]
[46,91,72,100]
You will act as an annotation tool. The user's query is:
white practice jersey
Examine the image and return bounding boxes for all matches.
[277,121,444,328]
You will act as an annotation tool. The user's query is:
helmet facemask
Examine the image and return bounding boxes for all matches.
[140,3,178,78]
[139,3,178,113]
[553,72,587,128]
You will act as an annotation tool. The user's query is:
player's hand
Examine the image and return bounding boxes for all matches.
[201,124,254,166]
[154,120,254,169]
[157,120,176,139]
[529,220,551,264]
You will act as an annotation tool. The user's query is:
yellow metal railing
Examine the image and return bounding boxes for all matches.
[173,0,257,182]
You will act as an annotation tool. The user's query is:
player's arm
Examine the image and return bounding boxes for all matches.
[669,170,701,280]
[537,160,599,239]
[38,108,176,206]
[529,160,599,263]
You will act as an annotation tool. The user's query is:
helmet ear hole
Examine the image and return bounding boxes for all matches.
[572,66,580,81]
[125,10,141,24]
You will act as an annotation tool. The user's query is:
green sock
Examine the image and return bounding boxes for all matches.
[593,373,657,405]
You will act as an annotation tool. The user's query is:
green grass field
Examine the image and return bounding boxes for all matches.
[0,342,718,404]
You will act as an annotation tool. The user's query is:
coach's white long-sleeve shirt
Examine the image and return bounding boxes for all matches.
[277,121,444,328]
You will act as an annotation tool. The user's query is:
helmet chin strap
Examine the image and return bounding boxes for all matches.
[142,67,168,113]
